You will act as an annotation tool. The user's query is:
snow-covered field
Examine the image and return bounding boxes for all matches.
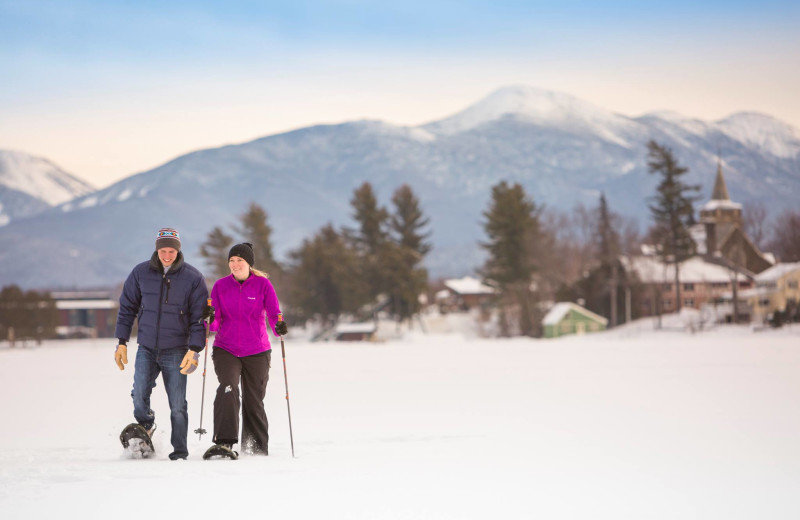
[1,321,800,519]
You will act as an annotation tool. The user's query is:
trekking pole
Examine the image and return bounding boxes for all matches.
[194,298,213,440]
[278,313,295,457]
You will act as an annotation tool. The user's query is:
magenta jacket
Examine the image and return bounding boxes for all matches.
[209,274,282,357]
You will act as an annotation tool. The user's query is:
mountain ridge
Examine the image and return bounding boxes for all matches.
[1,85,798,289]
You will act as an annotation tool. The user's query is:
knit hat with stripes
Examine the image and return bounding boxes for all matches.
[155,228,181,251]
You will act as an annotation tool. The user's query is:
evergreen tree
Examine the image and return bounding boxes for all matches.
[348,182,390,306]
[647,140,700,313]
[387,185,431,322]
[235,202,280,277]
[481,181,541,337]
[287,224,367,326]
[350,182,389,255]
[199,226,234,280]
[390,185,431,256]
[597,193,622,327]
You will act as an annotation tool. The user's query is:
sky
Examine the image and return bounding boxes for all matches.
[2,0,799,188]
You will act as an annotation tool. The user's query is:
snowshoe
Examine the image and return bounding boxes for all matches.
[120,423,155,459]
[203,443,239,460]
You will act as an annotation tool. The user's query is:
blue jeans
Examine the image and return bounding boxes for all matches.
[131,345,189,460]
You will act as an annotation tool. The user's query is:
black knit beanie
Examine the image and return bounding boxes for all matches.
[228,242,255,267]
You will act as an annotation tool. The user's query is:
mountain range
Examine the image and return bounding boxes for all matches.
[1,85,799,289]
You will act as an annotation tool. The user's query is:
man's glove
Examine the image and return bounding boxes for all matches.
[201,304,215,324]
[180,350,200,375]
[275,320,288,336]
[115,344,128,370]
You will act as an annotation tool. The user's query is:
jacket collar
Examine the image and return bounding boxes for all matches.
[149,251,185,273]
[228,272,252,285]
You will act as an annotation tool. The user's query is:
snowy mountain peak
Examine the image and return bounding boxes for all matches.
[422,85,639,146]
[0,150,95,205]
[716,112,800,158]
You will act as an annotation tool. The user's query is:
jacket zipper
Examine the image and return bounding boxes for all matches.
[238,281,243,349]
[155,273,166,349]
[165,278,171,304]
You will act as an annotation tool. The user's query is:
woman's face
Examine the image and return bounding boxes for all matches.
[229,256,250,280]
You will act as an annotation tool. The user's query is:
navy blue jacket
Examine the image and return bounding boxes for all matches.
[115,251,209,350]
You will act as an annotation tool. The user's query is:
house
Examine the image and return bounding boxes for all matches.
[334,322,377,342]
[436,276,495,312]
[736,262,800,322]
[51,290,118,338]
[543,302,608,338]
[624,255,752,317]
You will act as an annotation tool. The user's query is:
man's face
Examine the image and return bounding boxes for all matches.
[158,247,178,267]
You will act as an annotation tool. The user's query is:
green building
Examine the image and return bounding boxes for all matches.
[543,302,608,338]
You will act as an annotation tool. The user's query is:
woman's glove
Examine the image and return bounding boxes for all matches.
[115,344,128,370]
[275,320,288,336]
[201,304,215,324]
[180,350,200,375]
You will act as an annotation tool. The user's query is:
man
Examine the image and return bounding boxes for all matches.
[114,227,209,460]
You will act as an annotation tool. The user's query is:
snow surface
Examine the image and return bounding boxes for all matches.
[1,321,800,519]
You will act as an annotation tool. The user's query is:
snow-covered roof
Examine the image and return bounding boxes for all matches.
[701,200,742,211]
[443,276,495,295]
[735,286,777,299]
[434,289,450,301]
[755,262,800,283]
[335,322,377,334]
[51,291,113,299]
[55,300,116,310]
[543,302,608,326]
[625,255,748,284]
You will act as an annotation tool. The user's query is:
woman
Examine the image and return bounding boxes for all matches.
[205,242,288,458]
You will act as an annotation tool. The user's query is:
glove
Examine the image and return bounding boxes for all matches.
[201,304,215,324]
[275,320,288,336]
[180,350,200,375]
[115,344,128,370]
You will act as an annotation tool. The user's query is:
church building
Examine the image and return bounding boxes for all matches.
[628,161,774,319]
[694,162,773,274]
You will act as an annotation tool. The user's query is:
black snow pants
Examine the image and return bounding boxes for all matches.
[212,346,271,455]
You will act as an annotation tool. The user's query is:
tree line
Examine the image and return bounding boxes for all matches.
[198,140,800,337]
[198,183,430,328]
[0,286,59,345]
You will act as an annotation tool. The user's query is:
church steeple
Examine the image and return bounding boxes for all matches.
[711,161,730,201]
